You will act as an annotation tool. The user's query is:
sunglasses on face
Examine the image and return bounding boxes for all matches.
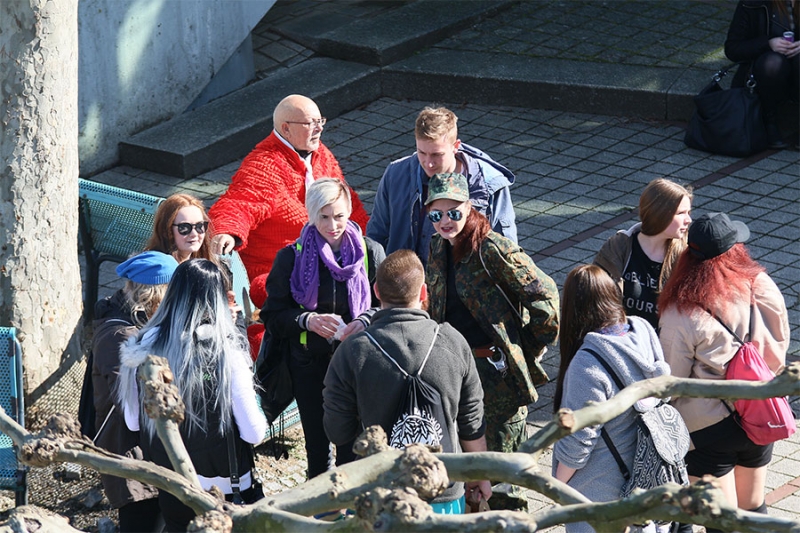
[172,221,209,235]
[427,208,463,223]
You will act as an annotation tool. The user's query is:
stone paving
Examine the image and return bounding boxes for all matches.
[82,0,800,528]
[432,0,733,69]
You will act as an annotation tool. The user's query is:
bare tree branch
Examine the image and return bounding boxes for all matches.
[0,506,85,533]
[138,355,203,490]
[1,361,798,531]
[520,362,800,454]
[0,407,219,515]
[536,478,800,533]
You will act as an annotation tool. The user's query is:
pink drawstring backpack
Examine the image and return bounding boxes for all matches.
[712,307,796,446]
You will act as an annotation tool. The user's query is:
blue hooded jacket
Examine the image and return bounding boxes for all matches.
[367,143,517,265]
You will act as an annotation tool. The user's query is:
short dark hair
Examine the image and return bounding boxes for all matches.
[376,250,424,307]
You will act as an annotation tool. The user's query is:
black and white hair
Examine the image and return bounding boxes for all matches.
[121,259,251,439]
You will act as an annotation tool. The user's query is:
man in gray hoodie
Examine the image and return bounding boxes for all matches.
[323,249,491,513]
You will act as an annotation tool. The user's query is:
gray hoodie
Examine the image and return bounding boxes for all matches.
[553,316,669,533]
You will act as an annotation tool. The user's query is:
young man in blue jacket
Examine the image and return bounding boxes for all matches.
[367,106,517,265]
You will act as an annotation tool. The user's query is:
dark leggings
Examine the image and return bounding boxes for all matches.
[118,497,162,533]
[159,484,263,532]
[753,51,800,114]
[705,501,767,533]
[289,352,356,478]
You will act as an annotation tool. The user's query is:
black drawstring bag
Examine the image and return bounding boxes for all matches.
[255,330,293,425]
[364,327,454,453]
[684,63,768,158]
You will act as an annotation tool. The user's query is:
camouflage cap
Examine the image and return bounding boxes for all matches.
[425,173,469,205]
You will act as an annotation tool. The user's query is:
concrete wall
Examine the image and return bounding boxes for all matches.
[78,0,273,175]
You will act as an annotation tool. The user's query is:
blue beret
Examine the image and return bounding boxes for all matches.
[116,251,179,285]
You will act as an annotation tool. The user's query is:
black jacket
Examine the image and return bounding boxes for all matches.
[91,290,158,508]
[725,0,796,86]
[262,236,384,361]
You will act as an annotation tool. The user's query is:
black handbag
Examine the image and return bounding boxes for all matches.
[254,328,294,425]
[684,63,768,158]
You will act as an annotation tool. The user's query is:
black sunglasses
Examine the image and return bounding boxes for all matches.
[172,221,209,235]
[427,208,463,223]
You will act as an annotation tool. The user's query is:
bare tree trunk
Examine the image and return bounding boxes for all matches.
[0,0,82,405]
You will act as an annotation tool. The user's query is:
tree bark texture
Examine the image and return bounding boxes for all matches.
[0,0,82,401]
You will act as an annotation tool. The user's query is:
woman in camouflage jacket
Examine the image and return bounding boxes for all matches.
[424,173,560,460]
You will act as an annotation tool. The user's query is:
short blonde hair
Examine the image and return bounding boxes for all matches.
[415,106,458,142]
[305,178,352,223]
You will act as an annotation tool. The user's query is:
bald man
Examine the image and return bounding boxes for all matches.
[210,95,369,280]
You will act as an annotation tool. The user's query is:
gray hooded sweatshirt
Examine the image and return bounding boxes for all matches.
[553,316,670,533]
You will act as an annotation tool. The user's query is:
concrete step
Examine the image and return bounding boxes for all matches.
[274,0,516,67]
[118,58,380,179]
[383,48,712,121]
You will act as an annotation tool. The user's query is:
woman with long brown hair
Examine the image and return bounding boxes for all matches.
[553,264,669,532]
[424,172,559,510]
[595,177,692,330]
[659,213,790,527]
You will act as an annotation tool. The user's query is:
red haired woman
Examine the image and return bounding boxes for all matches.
[659,213,790,527]
[145,193,215,263]
[424,172,560,510]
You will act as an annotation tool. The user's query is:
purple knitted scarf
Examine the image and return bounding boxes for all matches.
[289,221,370,319]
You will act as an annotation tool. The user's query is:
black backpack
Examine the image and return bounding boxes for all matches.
[78,349,97,438]
[364,326,453,453]
[584,349,690,510]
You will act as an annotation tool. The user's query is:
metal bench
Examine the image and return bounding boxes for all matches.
[220,252,255,319]
[78,179,164,321]
[264,399,301,441]
[0,328,27,506]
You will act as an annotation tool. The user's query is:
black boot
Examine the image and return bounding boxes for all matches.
[764,112,789,149]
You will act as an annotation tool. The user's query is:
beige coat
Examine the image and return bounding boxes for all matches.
[659,271,790,434]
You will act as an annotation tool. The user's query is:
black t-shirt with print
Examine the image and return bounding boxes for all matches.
[622,234,663,330]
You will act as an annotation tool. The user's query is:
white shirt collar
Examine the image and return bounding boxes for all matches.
[274,130,312,162]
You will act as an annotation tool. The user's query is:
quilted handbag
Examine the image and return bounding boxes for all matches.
[684,63,768,158]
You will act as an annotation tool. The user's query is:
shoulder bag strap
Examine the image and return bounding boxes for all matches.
[365,332,409,377]
[92,405,115,445]
[708,285,755,345]
[707,310,745,346]
[92,318,135,443]
[583,348,631,482]
[704,304,750,415]
[227,429,241,500]
[478,243,524,323]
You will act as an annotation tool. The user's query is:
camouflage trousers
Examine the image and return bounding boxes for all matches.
[474,356,528,453]
[474,355,530,510]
